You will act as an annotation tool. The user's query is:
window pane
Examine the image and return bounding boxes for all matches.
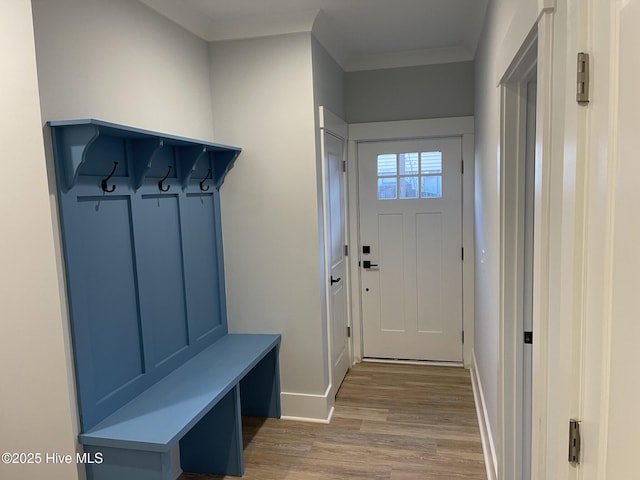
[421,151,442,174]
[421,175,442,198]
[377,154,397,176]
[399,176,419,199]
[378,177,397,199]
[399,152,419,175]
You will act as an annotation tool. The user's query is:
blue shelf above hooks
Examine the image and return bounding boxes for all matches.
[48,119,241,193]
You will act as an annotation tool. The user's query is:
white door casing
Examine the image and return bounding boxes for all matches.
[358,137,463,362]
[500,45,538,478]
[521,77,536,480]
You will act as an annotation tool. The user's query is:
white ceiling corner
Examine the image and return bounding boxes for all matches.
[206,8,319,42]
[139,0,489,71]
[138,0,213,40]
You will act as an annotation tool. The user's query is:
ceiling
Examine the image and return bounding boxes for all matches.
[139,0,489,71]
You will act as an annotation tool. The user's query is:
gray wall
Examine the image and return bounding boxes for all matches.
[312,36,346,120]
[345,62,474,123]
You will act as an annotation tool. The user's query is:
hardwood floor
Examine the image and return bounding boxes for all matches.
[180,362,486,480]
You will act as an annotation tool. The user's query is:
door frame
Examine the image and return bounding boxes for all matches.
[319,106,352,403]
[347,117,475,367]
[499,30,538,480]
[497,2,589,478]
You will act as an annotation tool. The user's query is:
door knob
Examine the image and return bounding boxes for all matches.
[330,276,341,285]
[362,260,378,269]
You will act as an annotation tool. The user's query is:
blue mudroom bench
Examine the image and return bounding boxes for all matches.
[49,120,281,479]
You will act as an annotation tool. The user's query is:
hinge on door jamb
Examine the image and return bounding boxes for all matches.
[461,247,464,261]
[342,160,346,172]
[347,326,351,338]
[344,245,349,256]
[462,331,465,344]
[461,160,464,175]
[568,419,581,464]
[577,52,590,104]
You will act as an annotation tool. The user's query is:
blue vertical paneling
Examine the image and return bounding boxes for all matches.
[64,196,144,422]
[134,194,189,367]
[181,193,224,342]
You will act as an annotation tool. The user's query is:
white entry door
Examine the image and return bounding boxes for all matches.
[358,137,463,362]
[324,130,349,395]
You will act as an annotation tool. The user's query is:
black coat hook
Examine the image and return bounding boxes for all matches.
[158,166,172,192]
[199,168,212,191]
[101,161,118,193]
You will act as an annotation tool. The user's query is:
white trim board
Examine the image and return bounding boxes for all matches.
[472,349,498,480]
[319,106,348,140]
[363,357,463,368]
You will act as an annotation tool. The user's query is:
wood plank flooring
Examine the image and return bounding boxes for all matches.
[180,362,486,480]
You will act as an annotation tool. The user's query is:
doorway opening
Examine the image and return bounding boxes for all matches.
[357,137,463,363]
[346,118,475,368]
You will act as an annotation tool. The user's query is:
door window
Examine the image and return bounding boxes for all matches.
[376,151,443,200]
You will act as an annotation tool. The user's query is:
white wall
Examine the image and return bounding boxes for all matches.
[0,2,79,479]
[32,0,214,141]
[474,0,518,459]
[209,33,332,419]
[473,0,547,471]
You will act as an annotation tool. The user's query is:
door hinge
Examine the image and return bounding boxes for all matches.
[577,52,590,104]
[462,330,465,344]
[461,247,464,261]
[342,160,346,172]
[461,160,464,175]
[347,326,351,338]
[568,419,581,464]
[344,245,349,256]
[524,331,533,344]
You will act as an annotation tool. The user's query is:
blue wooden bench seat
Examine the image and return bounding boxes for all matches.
[81,333,281,480]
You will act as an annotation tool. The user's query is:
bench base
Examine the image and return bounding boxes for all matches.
[83,335,281,479]
[180,384,243,476]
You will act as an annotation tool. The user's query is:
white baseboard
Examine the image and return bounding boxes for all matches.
[280,386,334,423]
[471,349,498,480]
[363,357,463,367]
